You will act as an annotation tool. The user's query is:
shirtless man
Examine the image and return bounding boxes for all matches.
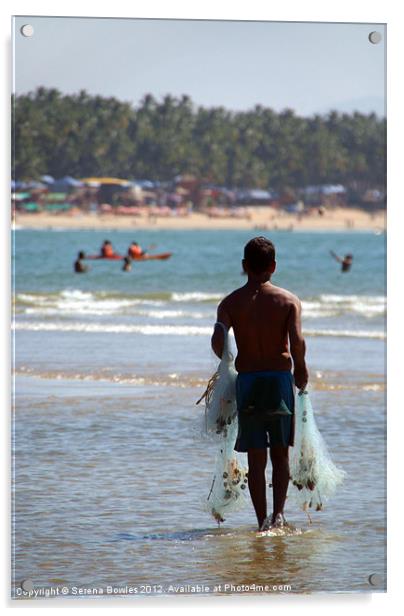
[122,256,132,272]
[74,251,88,273]
[211,237,308,531]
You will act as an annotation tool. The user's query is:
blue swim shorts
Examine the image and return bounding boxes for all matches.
[234,370,295,451]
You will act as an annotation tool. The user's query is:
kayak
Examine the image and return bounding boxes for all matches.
[85,254,123,260]
[132,252,172,261]
[85,252,172,261]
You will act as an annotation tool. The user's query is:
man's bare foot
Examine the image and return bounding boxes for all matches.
[259,513,287,531]
[259,517,271,531]
[272,513,285,528]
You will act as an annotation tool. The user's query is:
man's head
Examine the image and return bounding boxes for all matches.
[78,251,85,259]
[243,236,276,277]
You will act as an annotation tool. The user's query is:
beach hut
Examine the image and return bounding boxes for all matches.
[81,177,132,187]
[51,176,84,192]
[19,202,41,213]
[81,177,133,206]
[12,192,31,202]
[235,189,274,205]
[40,175,55,185]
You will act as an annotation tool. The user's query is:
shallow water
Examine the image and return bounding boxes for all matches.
[13,372,386,597]
[12,229,386,597]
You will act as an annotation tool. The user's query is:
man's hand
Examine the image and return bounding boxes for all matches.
[294,366,309,391]
[211,302,232,359]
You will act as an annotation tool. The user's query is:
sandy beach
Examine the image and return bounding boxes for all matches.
[14,206,385,232]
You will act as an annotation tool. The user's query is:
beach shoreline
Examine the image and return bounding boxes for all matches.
[13,206,385,232]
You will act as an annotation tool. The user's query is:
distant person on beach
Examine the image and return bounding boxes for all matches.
[100,240,119,258]
[211,237,308,532]
[330,250,353,272]
[128,241,146,258]
[74,251,88,273]
[122,256,132,272]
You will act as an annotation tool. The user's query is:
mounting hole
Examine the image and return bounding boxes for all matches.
[368,31,382,44]
[21,579,34,592]
[20,24,34,38]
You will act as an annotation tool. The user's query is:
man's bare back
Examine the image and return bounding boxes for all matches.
[212,279,307,390]
[216,281,302,372]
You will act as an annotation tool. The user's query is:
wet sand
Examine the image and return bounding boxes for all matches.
[14,206,385,232]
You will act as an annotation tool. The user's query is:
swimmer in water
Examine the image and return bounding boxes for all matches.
[330,250,353,272]
[122,256,132,272]
[74,251,88,273]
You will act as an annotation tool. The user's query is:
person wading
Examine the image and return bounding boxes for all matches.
[211,237,308,531]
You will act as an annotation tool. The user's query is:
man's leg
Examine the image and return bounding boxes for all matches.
[247,447,268,529]
[269,445,290,524]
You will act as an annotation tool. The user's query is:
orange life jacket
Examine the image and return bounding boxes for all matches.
[102,245,115,257]
[129,245,143,258]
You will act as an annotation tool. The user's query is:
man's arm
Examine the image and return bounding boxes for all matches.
[287,299,308,390]
[211,301,232,359]
[330,250,342,263]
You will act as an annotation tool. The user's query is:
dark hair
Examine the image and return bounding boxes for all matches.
[244,237,276,273]
[78,251,85,259]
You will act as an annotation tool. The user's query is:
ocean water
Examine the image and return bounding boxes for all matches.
[12,228,386,598]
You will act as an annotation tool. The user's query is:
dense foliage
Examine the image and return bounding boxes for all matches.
[12,88,386,191]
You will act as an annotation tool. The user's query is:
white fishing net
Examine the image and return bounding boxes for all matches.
[197,326,345,523]
[205,419,249,523]
[289,390,346,513]
[196,344,237,439]
[197,323,249,522]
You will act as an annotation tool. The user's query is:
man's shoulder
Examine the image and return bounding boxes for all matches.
[219,286,246,306]
[271,285,301,306]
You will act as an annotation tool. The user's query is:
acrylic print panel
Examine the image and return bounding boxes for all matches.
[12,16,386,599]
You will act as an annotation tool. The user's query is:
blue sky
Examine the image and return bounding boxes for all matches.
[13,16,386,116]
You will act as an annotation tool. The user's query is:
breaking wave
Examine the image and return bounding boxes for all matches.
[13,320,384,339]
[14,289,385,320]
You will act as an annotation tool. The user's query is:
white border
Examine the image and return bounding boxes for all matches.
[2,1,401,614]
